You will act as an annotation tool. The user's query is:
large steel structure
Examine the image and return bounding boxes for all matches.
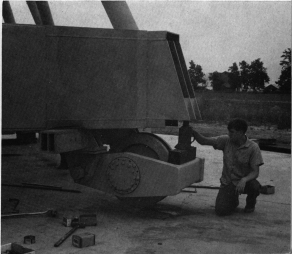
[2,1,204,206]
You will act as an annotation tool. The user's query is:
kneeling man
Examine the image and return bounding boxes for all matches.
[192,118,263,215]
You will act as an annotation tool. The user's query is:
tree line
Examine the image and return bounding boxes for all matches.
[188,48,291,93]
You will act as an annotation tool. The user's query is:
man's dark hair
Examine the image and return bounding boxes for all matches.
[227,118,248,133]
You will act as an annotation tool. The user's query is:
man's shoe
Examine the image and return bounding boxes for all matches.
[244,200,256,213]
[245,195,257,213]
[244,206,255,213]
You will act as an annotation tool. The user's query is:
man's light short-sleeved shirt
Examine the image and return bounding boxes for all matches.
[213,135,264,186]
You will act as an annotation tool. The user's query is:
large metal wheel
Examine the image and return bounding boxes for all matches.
[111,132,171,208]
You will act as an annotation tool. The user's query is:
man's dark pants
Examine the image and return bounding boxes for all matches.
[215,179,261,216]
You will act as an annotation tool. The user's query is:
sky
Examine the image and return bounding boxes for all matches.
[6,0,292,85]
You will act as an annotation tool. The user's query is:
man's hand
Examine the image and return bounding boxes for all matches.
[236,178,247,194]
[191,129,217,146]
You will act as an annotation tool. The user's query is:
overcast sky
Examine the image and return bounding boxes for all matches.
[7,1,292,84]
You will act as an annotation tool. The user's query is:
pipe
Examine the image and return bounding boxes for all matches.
[26,1,43,25]
[101,1,138,30]
[3,1,15,24]
[35,1,54,25]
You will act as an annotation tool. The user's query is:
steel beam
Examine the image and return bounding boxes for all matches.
[102,1,138,30]
[3,1,15,24]
[26,1,43,25]
[35,1,54,25]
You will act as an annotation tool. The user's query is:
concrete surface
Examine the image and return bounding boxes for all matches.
[1,134,291,254]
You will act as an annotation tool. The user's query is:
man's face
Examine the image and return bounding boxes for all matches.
[228,128,244,144]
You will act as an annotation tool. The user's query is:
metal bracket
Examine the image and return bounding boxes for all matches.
[40,129,100,153]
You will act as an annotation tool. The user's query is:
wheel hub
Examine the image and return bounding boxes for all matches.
[106,157,140,194]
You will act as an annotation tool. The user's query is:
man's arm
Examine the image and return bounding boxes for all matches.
[192,129,217,146]
[236,165,260,194]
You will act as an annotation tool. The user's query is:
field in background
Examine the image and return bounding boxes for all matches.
[153,122,291,145]
[195,91,291,130]
[152,92,291,145]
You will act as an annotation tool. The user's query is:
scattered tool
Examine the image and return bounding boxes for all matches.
[24,235,36,244]
[54,222,86,247]
[1,209,57,219]
[182,185,220,193]
[182,189,197,193]
[63,211,79,227]
[2,183,81,193]
[72,232,95,248]
[78,214,97,226]
[187,185,220,190]
[260,185,275,194]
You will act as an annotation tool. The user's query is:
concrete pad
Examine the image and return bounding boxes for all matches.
[1,135,291,254]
